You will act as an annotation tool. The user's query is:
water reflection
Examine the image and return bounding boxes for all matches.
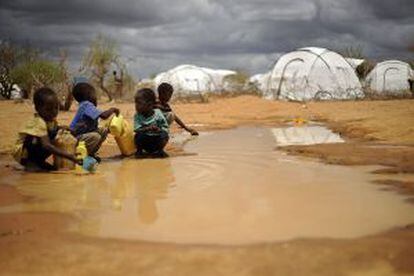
[271,125,344,146]
[110,159,174,224]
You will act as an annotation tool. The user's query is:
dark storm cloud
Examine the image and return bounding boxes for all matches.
[0,0,412,77]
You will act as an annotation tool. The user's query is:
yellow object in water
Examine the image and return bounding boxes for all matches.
[109,114,124,137]
[54,130,77,170]
[109,115,136,156]
[75,141,88,174]
[293,117,307,126]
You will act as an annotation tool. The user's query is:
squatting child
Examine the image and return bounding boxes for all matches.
[156,82,199,136]
[13,87,80,172]
[134,88,169,158]
[70,83,120,160]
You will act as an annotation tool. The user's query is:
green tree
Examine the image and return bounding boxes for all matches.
[11,60,65,98]
[0,41,42,99]
[81,35,120,102]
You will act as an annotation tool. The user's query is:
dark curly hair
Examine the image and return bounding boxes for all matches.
[157,82,173,96]
[135,88,156,104]
[33,87,57,109]
[72,82,95,103]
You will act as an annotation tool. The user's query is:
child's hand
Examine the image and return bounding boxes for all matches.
[188,128,199,136]
[148,125,160,132]
[112,108,120,116]
[71,155,83,165]
[59,125,71,132]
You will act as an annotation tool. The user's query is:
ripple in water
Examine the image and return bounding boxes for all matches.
[1,127,414,245]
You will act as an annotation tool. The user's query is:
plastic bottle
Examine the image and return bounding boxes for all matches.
[75,141,88,174]
[109,115,136,156]
[109,114,123,137]
[54,130,77,170]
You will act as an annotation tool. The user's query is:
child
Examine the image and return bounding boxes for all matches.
[70,83,119,160]
[134,88,169,158]
[156,83,199,136]
[13,87,80,172]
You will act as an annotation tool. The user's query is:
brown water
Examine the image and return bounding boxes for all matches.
[1,127,414,245]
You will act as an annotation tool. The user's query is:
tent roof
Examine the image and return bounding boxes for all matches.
[297,47,329,56]
[375,60,411,67]
[345,58,365,69]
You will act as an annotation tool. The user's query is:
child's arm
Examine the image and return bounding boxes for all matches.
[134,113,160,133]
[99,107,120,119]
[174,115,199,136]
[39,135,80,164]
[57,125,72,132]
[57,125,77,137]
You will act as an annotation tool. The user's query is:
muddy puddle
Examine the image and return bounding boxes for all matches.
[1,127,414,245]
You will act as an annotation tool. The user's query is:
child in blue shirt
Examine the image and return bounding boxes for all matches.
[134,88,169,158]
[70,83,119,159]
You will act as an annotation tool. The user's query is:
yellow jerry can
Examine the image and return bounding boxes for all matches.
[109,115,136,156]
[75,141,88,174]
[54,129,77,170]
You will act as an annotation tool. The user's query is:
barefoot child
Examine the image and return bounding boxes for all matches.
[134,88,169,158]
[156,83,199,135]
[13,87,80,172]
[70,83,119,160]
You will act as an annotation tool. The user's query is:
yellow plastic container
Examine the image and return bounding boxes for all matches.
[109,115,136,156]
[54,130,77,170]
[293,117,307,126]
[109,114,124,137]
[75,141,88,174]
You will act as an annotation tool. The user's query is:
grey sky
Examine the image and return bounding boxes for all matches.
[0,0,413,78]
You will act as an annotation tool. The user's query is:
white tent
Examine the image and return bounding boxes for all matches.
[0,83,22,99]
[264,47,364,101]
[200,68,236,91]
[10,84,22,99]
[365,60,413,94]
[345,58,365,70]
[154,65,218,97]
[249,72,270,93]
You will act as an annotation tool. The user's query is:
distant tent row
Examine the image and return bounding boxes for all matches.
[153,65,236,98]
[145,47,413,102]
[253,47,413,101]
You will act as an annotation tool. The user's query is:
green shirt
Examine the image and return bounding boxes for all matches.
[134,109,169,135]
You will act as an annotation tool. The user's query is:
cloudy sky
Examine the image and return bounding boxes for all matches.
[0,0,413,78]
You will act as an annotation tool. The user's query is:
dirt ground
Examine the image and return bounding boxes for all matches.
[0,95,414,275]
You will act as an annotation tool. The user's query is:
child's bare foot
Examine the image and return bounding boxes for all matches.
[135,150,149,159]
[151,150,169,158]
[25,161,56,172]
[187,128,199,136]
[91,155,102,163]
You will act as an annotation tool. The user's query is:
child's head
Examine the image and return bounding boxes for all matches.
[33,87,59,122]
[157,83,173,104]
[72,82,97,106]
[135,88,156,114]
